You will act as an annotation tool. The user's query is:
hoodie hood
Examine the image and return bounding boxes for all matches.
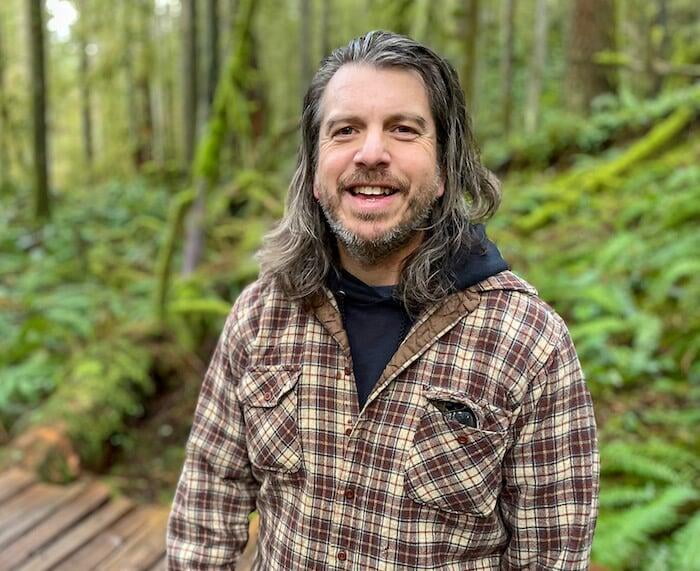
[449,224,510,291]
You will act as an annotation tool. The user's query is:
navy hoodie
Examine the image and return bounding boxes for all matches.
[329,224,509,408]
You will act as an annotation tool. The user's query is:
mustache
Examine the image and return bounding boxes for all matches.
[337,168,409,193]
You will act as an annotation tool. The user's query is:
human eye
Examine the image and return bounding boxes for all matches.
[333,125,356,138]
[392,124,419,138]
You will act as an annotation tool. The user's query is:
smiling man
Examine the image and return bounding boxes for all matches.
[167,31,599,570]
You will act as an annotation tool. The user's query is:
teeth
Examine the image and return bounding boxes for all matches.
[352,186,394,196]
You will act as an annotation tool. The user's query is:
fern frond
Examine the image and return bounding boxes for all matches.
[640,544,671,571]
[599,484,656,509]
[637,439,700,473]
[669,512,700,571]
[643,408,700,429]
[600,441,682,483]
[592,485,698,569]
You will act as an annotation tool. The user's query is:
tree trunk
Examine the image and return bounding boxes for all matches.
[180,0,257,277]
[152,0,177,164]
[77,0,94,172]
[320,0,333,57]
[500,0,516,135]
[459,0,480,113]
[524,0,547,133]
[183,0,222,274]
[299,0,312,102]
[182,0,198,163]
[650,0,669,94]
[26,0,50,220]
[135,0,154,166]
[565,0,617,114]
[122,2,139,169]
[206,0,220,107]
[0,14,9,187]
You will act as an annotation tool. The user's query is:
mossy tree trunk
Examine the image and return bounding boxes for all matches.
[26,0,50,220]
[160,0,258,314]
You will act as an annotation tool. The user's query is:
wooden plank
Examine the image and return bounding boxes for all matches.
[99,508,169,571]
[0,468,36,504]
[0,480,111,569]
[52,506,147,571]
[16,498,134,571]
[0,480,86,549]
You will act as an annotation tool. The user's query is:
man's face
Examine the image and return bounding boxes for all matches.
[314,64,444,264]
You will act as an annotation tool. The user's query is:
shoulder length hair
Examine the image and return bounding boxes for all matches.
[257,30,500,313]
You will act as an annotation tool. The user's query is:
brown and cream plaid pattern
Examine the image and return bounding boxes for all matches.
[167,271,599,570]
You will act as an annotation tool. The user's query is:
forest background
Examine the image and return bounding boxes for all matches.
[1,0,699,569]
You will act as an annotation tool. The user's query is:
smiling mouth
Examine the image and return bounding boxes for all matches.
[347,186,399,197]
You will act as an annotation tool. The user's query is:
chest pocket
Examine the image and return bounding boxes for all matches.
[238,366,302,474]
[404,386,512,517]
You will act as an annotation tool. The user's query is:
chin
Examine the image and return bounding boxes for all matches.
[351,228,392,243]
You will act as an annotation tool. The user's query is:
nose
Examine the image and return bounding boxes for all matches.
[353,128,390,168]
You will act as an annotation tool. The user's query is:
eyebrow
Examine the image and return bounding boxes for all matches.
[324,113,429,133]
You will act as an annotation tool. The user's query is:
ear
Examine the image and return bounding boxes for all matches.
[313,177,321,200]
[435,175,445,199]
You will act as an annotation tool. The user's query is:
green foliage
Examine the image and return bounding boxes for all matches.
[594,436,699,569]
[495,131,700,395]
[484,84,700,171]
[490,86,700,569]
[26,337,154,468]
[669,512,700,571]
[593,485,698,569]
[0,180,173,458]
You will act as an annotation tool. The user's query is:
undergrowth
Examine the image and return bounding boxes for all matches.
[493,103,699,570]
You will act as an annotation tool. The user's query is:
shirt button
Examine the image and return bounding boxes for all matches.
[337,550,347,561]
[344,428,352,437]
[263,391,273,401]
[344,488,355,500]
[457,434,469,445]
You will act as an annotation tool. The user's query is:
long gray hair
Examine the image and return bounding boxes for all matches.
[258,30,500,313]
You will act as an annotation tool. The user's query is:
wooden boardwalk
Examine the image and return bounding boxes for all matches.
[0,467,168,570]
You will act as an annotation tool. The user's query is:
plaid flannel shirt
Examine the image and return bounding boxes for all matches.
[167,270,599,570]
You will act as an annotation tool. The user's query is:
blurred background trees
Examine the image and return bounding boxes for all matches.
[0,1,698,569]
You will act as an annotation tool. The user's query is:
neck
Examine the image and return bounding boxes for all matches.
[337,232,423,286]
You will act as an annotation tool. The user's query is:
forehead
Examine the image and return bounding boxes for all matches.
[319,64,433,124]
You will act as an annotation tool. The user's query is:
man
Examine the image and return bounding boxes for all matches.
[167,31,599,569]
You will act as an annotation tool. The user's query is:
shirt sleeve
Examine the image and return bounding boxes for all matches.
[166,306,258,569]
[499,326,599,570]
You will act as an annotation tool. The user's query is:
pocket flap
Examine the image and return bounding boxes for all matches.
[422,385,512,433]
[239,366,301,407]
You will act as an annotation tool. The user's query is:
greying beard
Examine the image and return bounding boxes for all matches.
[319,197,436,266]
